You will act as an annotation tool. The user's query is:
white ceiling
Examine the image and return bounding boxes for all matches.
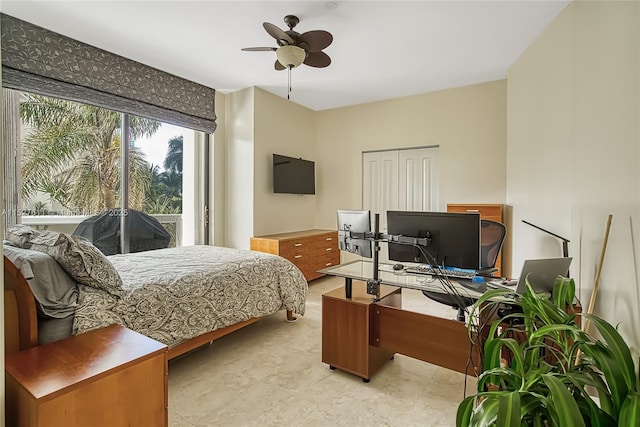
[1,1,570,111]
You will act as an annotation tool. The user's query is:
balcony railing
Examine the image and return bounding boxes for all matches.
[21,214,183,247]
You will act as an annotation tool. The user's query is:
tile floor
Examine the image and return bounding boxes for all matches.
[168,276,477,426]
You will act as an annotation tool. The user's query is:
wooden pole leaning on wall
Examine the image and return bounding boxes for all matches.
[575,214,613,366]
[584,214,613,333]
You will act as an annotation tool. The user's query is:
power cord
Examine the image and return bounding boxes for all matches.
[412,244,507,396]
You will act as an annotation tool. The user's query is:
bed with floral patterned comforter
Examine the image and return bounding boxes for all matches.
[72,245,308,348]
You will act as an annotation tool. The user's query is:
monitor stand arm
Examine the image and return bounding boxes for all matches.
[366,213,382,300]
[342,214,434,300]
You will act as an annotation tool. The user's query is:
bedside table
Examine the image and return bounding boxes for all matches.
[5,324,168,427]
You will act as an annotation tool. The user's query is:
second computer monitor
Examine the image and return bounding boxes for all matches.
[337,209,373,258]
[387,210,481,270]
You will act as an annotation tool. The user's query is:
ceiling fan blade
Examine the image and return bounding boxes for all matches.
[263,22,294,46]
[304,51,331,68]
[300,30,333,52]
[274,60,286,71]
[241,47,277,52]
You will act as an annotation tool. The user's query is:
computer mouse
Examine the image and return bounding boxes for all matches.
[393,263,404,271]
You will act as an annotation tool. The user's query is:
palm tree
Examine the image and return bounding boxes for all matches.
[20,94,160,213]
[163,135,183,173]
[146,163,182,214]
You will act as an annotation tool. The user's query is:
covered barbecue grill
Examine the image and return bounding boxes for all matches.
[73,209,171,255]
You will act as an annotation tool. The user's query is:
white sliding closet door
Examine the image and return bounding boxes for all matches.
[363,150,398,234]
[398,148,440,212]
[363,147,440,261]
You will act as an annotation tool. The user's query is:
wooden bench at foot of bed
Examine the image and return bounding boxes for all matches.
[3,256,294,358]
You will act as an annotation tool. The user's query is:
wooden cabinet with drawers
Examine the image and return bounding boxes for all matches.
[250,229,340,281]
[447,204,505,277]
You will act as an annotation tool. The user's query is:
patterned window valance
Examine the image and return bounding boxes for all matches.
[1,13,216,133]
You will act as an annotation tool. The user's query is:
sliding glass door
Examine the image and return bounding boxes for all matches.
[2,89,204,251]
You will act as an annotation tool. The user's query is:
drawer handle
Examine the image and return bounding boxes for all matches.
[294,243,303,247]
[325,262,333,266]
[466,209,480,212]
[294,255,303,259]
[325,248,332,251]
[325,237,332,241]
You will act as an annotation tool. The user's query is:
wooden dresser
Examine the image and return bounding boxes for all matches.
[5,324,168,427]
[250,229,340,281]
[447,204,505,277]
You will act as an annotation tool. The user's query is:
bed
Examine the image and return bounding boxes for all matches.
[3,227,308,359]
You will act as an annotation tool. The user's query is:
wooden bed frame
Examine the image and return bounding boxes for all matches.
[3,256,295,359]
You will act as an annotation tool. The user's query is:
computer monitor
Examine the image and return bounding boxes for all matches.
[337,209,373,258]
[386,210,481,270]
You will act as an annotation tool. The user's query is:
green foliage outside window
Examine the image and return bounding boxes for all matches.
[19,93,183,216]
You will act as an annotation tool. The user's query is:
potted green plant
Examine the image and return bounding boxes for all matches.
[457,276,640,426]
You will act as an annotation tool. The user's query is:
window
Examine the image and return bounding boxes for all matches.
[4,90,201,250]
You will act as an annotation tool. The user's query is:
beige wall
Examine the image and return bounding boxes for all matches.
[219,81,508,257]
[211,92,227,246]
[220,87,317,248]
[314,80,508,230]
[507,4,574,262]
[507,1,639,353]
[253,88,317,237]
[224,88,255,249]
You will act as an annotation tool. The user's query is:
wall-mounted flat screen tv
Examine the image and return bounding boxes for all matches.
[273,154,316,195]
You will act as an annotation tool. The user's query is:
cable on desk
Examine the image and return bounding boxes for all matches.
[412,245,511,398]
[413,245,477,321]
[462,299,503,397]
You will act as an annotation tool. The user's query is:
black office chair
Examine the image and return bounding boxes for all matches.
[422,219,507,321]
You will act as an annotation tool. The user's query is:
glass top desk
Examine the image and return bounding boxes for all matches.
[318,259,487,301]
[318,259,487,379]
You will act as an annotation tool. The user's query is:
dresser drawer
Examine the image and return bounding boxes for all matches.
[314,243,337,257]
[281,251,314,265]
[312,232,338,249]
[250,230,341,281]
[278,239,316,257]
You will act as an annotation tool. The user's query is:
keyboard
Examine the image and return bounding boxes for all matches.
[404,265,477,280]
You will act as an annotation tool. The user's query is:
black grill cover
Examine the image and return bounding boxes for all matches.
[73,209,171,255]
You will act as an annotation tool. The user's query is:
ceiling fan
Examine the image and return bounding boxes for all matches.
[242,15,333,70]
[242,15,333,99]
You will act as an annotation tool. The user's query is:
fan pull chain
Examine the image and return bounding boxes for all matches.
[287,65,292,100]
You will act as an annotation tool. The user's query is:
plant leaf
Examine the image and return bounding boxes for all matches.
[582,342,629,415]
[470,396,499,427]
[619,391,640,427]
[496,391,521,427]
[552,276,575,308]
[585,315,636,392]
[456,396,475,427]
[542,374,586,427]
[484,334,504,372]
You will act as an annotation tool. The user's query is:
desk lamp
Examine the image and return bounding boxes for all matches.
[522,219,571,276]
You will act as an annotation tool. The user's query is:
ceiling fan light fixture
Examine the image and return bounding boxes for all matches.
[276,45,306,68]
